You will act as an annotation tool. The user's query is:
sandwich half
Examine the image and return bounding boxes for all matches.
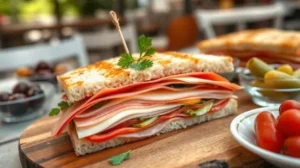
[51,52,242,155]
[197,29,300,67]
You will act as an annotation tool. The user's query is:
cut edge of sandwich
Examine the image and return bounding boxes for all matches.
[68,98,237,156]
[58,52,234,103]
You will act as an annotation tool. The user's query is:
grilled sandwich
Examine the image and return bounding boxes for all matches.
[51,52,242,155]
[198,29,300,67]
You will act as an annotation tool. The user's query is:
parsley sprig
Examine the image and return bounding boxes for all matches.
[118,35,156,71]
[109,150,131,166]
[49,101,70,116]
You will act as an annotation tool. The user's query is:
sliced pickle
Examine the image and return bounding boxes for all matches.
[264,70,300,89]
[277,64,293,75]
[246,58,273,78]
[293,69,300,78]
[185,101,214,117]
[133,116,158,128]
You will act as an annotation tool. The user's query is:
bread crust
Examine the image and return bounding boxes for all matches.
[58,52,234,103]
[198,29,300,56]
[68,99,237,156]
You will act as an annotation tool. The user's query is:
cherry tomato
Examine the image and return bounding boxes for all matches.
[279,100,300,115]
[277,109,300,137]
[255,111,285,153]
[283,136,300,158]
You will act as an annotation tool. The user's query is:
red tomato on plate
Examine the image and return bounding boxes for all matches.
[277,109,300,137]
[279,100,300,115]
[255,111,284,153]
[283,136,300,158]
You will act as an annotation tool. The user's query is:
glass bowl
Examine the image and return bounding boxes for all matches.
[239,68,300,107]
[0,82,55,123]
[219,57,240,82]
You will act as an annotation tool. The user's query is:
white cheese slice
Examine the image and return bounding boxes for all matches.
[75,104,180,139]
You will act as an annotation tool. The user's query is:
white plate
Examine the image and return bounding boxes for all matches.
[230,106,300,168]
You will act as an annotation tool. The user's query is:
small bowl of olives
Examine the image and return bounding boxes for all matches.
[239,58,300,107]
[0,81,55,123]
[17,61,68,85]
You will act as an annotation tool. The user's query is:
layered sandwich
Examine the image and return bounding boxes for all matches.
[50,52,242,155]
[197,29,300,67]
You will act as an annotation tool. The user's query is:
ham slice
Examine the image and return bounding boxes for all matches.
[73,89,233,128]
[75,84,210,119]
[52,73,242,136]
[75,104,182,138]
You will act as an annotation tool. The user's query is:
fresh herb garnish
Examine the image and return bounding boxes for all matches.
[49,108,60,116]
[109,151,131,166]
[58,101,70,110]
[48,101,70,116]
[117,35,155,71]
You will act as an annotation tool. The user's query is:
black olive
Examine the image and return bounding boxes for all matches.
[12,82,30,94]
[0,92,10,102]
[27,85,43,97]
[30,83,41,89]
[36,69,52,75]
[29,95,45,111]
[9,93,26,100]
[35,61,53,72]
[8,93,28,116]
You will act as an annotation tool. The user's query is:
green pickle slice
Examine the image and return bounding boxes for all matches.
[185,101,214,117]
[133,116,158,128]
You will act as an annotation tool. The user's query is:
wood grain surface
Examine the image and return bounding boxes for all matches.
[19,91,274,168]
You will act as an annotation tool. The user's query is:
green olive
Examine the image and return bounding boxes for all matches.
[246,57,273,78]
[293,69,300,78]
[251,79,273,88]
[277,64,293,75]
[264,70,300,89]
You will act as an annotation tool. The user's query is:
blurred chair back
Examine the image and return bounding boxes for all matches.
[81,23,138,53]
[0,35,88,71]
[194,2,286,38]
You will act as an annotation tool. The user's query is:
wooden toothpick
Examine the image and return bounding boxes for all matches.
[109,11,129,54]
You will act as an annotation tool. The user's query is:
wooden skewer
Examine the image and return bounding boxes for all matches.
[109,11,130,54]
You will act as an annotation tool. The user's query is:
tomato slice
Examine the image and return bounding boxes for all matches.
[209,99,229,113]
[101,119,141,134]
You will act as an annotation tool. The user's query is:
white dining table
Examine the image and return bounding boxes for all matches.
[0,77,62,168]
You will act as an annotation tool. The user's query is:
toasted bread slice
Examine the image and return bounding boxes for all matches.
[198,29,300,56]
[68,99,237,156]
[58,52,234,103]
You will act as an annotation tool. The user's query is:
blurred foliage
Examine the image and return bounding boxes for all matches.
[0,0,11,15]
[67,0,113,16]
[19,0,53,21]
[0,0,115,20]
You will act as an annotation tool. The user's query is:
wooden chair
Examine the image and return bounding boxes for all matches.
[194,2,287,38]
[0,35,89,71]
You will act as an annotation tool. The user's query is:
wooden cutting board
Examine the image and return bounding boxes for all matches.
[19,91,276,168]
